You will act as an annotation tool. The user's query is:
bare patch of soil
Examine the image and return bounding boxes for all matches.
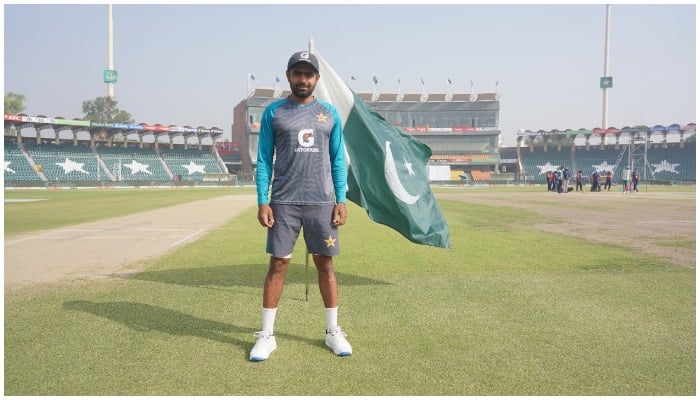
[437,190,695,268]
[4,195,257,290]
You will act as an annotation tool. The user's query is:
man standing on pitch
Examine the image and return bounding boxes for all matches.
[250,50,352,361]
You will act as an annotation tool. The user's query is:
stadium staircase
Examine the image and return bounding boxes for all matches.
[24,143,107,182]
[96,146,172,182]
[4,142,45,183]
[213,150,228,175]
[91,146,116,181]
[155,148,175,180]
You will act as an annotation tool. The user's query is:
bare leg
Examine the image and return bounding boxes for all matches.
[263,256,290,308]
[314,254,338,308]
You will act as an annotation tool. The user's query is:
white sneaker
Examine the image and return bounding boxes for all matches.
[249,331,276,361]
[325,326,352,356]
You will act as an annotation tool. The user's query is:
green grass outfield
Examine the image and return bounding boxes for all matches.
[4,186,695,395]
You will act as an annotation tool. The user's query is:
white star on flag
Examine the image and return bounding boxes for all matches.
[56,158,89,174]
[182,161,206,175]
[403,157,415,176]
[123,159,153,175]
[5,161,16,173]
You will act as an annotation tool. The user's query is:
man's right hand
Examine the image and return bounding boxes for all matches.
[257,204,275,227]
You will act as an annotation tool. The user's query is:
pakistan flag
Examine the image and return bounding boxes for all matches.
[314,50,450,249]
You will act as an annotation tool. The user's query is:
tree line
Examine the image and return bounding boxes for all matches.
[4,92,134,124]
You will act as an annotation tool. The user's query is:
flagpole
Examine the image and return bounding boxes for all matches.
[107,4,114,99]
[396,77,403,102]
[273,76,281,98]
[371,73,379,103]
[602,4,611,145]
[446,78,453,102]
[305,250,310,301]
[306,38,314,301]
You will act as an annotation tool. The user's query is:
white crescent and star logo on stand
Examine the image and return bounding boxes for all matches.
[384,141,420,205]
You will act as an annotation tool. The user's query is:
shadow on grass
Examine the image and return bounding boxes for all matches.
[62,300,323,356]
[127,263,391,289]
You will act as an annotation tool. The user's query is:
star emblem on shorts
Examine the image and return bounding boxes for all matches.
[317,112,328,123]
[324,235,336,248]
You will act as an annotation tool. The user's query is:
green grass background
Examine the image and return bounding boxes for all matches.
[4,187,695,395]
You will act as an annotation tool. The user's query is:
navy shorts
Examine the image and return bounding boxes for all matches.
[266,203,339,258]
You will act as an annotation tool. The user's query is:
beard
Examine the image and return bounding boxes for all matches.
[291,82,315,99]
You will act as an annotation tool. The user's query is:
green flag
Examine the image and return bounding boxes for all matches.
[314,50,450,248]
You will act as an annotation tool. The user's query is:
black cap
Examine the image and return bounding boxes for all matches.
[287,51,319,73]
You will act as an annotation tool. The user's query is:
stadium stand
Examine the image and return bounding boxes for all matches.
[571,146,620,178]
[470,170,492,181]
[97,146,172,182]
[519,147,571,183]
[498,147,518,160]
[161,148,224,181]
[218,149,241,163]
[5,109,694,187]
[24,142,106,182]
[647,143,695,182]
[519,142,696,184]
[4,142,43,182]
[430,153,496,163]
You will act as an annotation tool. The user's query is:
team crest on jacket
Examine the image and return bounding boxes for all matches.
[317,112,328,123]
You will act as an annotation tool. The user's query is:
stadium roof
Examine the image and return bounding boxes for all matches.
[246,88,499,103]
[4,114,224,140]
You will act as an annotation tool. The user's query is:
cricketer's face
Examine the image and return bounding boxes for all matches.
[287,63,319,100]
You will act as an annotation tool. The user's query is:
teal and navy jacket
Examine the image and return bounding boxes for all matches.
[256,96,347,206]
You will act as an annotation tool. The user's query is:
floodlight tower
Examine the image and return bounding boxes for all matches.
[600,4,612,145]
[106,4,116,98]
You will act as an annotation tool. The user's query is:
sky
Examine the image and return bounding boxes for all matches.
[3,3,696,147]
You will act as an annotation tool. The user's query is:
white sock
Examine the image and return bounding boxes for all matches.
[262,307,277,334]
[325,307,338,331]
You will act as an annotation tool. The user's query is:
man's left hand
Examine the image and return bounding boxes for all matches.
[332,203,347,226]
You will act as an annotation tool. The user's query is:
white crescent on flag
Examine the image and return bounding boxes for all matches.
[384,141,419,204]
[313,46,451,248]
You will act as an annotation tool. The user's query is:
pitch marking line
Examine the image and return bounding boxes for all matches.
[5,235,45,245]
[55,228,192,232]
[4,198,48,203]
[5,227,209,246]
[169,228,207,248]
[636,220,695,225]
[81,236,185,240]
